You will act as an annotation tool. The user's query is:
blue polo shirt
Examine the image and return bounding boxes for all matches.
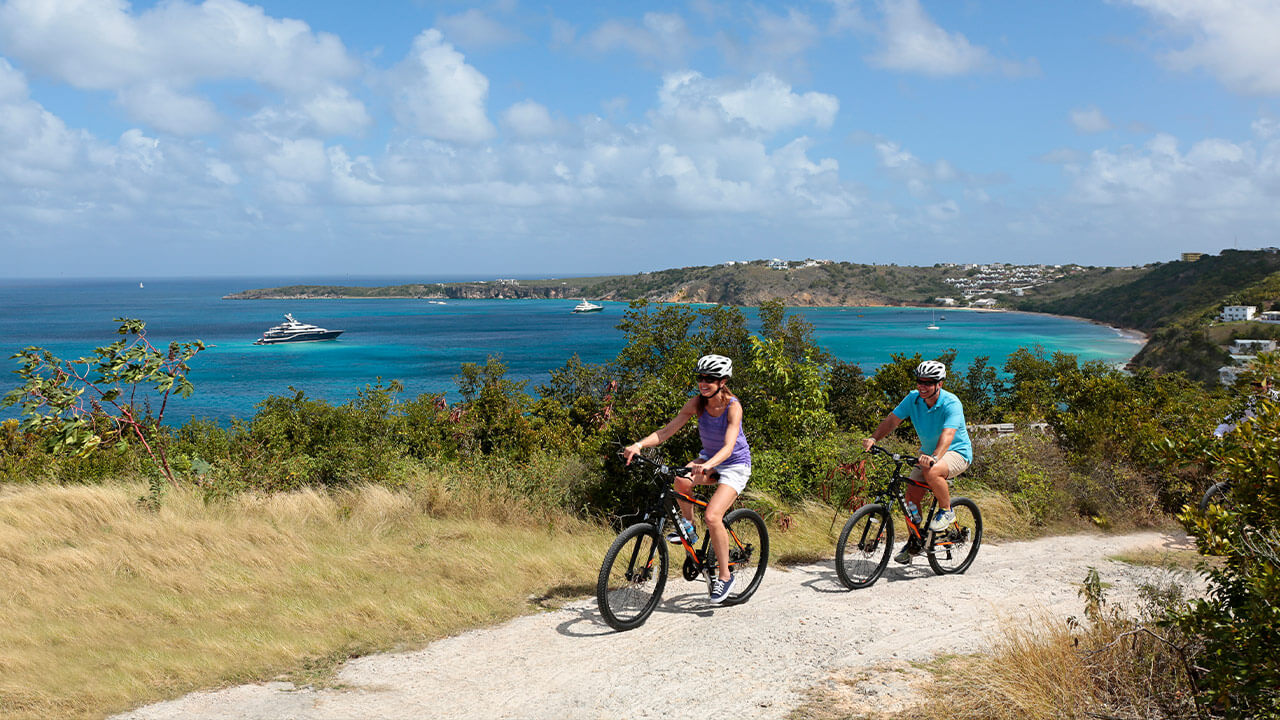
[892,389,972,463]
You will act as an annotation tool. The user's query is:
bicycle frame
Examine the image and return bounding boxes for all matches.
[863,446,952,554]
[626,455,745,581]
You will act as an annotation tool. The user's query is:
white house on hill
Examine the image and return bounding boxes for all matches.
[1221,305,1257,322]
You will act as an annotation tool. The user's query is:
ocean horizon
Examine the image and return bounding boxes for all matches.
[0,276,1143,425]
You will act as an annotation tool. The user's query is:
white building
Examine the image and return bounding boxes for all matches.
[1221,305,1257,322]
[1258,311,1280,323]
[1230,339,1277,355]
[934,297,957,306]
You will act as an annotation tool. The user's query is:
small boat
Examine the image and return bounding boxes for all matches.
[254,313,343,345]
[926,311,940,331]
[138,282,144,289]
[572,299,604,313]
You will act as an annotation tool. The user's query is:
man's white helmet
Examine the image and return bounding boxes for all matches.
[914,360,947,381]
[695,354,733,378]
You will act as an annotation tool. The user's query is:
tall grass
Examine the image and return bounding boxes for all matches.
[0,472,851,720]
[0,476,612,720]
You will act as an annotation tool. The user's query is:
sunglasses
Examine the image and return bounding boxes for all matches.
[916,379,939,386]
[696,375,721,383]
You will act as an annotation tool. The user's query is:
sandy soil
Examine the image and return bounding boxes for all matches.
[115,531,1194,720]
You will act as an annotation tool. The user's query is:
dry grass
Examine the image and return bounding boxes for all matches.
[872,611,1198,720]
[0,476,613,720]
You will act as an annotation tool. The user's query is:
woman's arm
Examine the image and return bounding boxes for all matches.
[622,397,699,462]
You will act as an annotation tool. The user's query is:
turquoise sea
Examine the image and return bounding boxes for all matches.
[0,277,1143,424]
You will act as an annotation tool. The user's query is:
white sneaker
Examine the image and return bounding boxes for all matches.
[929,508,956,531]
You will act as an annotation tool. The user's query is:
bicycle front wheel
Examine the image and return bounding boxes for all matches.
[722,508,769,605]
[835,504,893,589]
[927,497,982,575]
[1199,481,1234,514]
[597,523,668,631]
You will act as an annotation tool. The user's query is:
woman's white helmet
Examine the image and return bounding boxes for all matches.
[914,360,947,381]
[695,354,733,378]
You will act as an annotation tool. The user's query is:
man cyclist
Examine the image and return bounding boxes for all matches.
[861,360,973,564]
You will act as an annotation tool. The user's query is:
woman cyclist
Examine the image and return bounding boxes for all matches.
[622,354,751,604]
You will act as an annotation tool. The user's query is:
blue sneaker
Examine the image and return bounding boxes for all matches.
[709,573,735,604]
[929,507,956,532]
[667,528,697,545]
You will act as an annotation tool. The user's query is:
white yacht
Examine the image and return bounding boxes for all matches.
[254,314,344,344]
[572,299,604,313]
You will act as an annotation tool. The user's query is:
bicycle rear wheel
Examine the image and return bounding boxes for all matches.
[597,523,668,631]
[835,504,893,589]
[927,497,982,575]
[721,508,769,605]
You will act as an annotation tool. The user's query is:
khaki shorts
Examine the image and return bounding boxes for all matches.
[909,451,969,483]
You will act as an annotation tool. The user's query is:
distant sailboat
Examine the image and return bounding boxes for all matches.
[139,282,144,289]
[926,311,940,330]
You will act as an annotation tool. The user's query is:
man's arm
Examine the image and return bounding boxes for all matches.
[863,414,903,451]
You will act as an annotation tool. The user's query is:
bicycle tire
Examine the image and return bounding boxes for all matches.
[1199,481,1233,513]
[597,523,668,631]
[927,497,982,575]
[835,504,893,589]
[721,508,769,605]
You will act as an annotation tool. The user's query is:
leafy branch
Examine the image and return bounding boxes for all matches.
[2,318,206,500]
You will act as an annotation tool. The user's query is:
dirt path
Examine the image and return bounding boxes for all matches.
[116,531,1193,720]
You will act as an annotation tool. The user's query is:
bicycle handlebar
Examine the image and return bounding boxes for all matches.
[618,448,720,480]
[865,444,921,467]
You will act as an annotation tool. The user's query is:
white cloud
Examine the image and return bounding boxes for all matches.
[656,71,837,139]
[301,87,372,136]
[116,83,221,136]
[1069,130,1280,215]
[585,12,692,66]
[503,100,556,139]
[868,0,994,76]
[436,9,522,49]
[391,29,495,144]
[1126,0,1280,95]
[0,0,364,134]
[866,0,1032,77]
[1070,106,1112,133]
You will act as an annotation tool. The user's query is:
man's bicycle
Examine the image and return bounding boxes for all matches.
[834,445,982,589]
[596,452,769,631]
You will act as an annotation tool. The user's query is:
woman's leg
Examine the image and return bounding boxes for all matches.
[673,474,695,522]
[704,483,739,579]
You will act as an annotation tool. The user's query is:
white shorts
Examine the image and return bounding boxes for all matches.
[698,456,751,494]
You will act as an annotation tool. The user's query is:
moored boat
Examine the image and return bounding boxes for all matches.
[572,299,604,313]
[254,314,343,344]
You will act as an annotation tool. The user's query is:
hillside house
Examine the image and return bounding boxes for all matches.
[1258,311,1280,323]
[1221,305,1257,322]
[1230,339,1277,355]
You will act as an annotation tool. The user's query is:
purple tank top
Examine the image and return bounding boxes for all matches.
[698,397,751,466]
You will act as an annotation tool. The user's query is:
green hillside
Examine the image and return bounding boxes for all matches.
[1016,249,1280,382]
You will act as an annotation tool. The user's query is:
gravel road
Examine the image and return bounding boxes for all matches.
[115,531,1193,720]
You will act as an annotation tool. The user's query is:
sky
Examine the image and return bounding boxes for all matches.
[2,0,1279,279]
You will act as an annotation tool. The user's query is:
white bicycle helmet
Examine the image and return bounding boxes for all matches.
[914,360,947,381]
[695,354,733,378]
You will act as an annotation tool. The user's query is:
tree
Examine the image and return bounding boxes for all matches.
[3,318,205,503]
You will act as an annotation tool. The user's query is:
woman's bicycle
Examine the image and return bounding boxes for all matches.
[596,452,769,631]
[834,445,983,589]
